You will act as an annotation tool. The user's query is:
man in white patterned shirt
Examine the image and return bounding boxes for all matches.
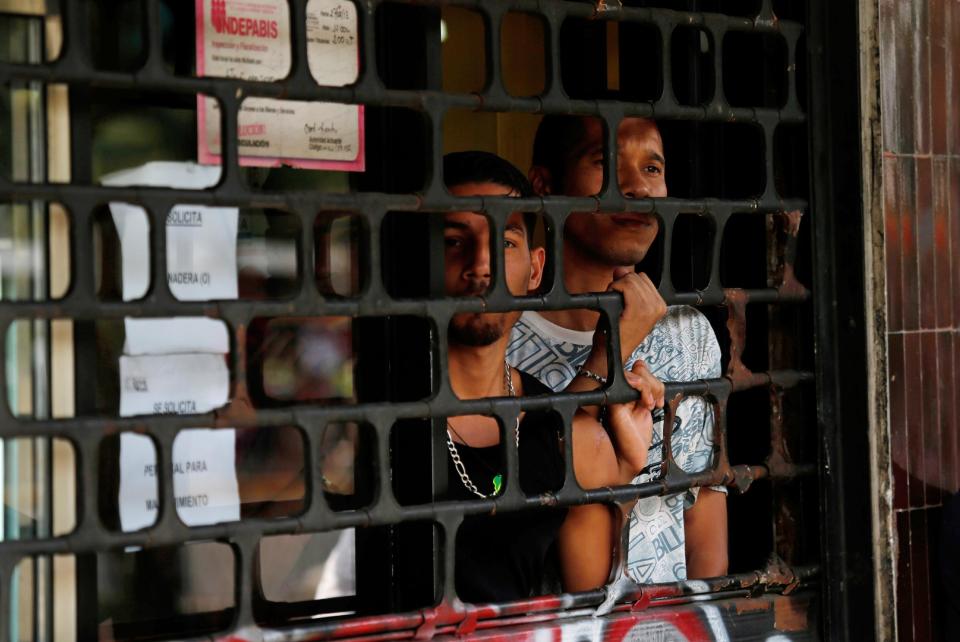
[507,115,728,583]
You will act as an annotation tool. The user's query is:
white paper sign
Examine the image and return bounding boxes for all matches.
[118,430,241,531]
[102,162,238,302]
[119,353,229,417]
[123,317,230,356]
[102,161,223,191]
[108,203,151,301]
[306,0,359,87]
[166,204,239,301]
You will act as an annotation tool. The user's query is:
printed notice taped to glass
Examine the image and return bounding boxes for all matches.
[119,353,229,417]
[195,0,364,170]
[166,204,239,300]
[306,0,360,87]
[119,430,240,531]
[124,317,230,356]
[102,162,239,302]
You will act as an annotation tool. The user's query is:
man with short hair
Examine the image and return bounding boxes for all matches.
[441,151,665,602]
[507,117,729,583]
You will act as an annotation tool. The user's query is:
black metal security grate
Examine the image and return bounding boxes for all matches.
[0,1,830,640]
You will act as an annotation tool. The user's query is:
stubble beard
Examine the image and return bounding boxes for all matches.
[448,276,507,347]
[449,313,505,347]
[567,227,650,268]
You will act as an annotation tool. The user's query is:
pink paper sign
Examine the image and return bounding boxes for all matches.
[195,0,364,171]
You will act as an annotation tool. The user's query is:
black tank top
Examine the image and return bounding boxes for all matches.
[449,372,568,603]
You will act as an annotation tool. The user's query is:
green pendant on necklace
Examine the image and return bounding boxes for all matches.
[492,474,503,495]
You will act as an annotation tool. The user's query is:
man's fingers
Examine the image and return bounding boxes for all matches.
[625,363,653,407]
[624,375,652,409]
[612,266,634,280]
[606,403,653,474]
[625,361,665,409]
[608,274,650,315]
[608,273,667,315]
[605,270,668,364]
[632,360,665,405]
[635,271,654,287]
[607,273,641,296]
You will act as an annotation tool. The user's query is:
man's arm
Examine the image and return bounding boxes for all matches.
[684,487,728,578]
[557,412,631,592]
[565,269,666,403]
[557,362,662,592]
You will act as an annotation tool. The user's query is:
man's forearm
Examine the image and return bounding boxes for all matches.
[684,487,729,578]
[561,337,608,419]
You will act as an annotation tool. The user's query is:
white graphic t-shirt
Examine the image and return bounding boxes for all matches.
[507,305,724,584]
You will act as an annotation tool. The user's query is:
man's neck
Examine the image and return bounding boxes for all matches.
[447,339,510,400]
[537,241,629,332]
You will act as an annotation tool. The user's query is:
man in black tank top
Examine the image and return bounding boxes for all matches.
[442,152,665,603]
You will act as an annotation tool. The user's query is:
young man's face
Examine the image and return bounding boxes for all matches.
[542,117,666,267]
[444,181,545,347]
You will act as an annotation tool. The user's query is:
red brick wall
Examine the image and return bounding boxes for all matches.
[880,0,960,639]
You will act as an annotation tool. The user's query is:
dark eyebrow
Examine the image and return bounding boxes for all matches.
[611,149,666,165]
[505,222,525,234]
[444,220,470,231]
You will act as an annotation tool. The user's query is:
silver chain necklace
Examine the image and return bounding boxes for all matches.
[446,361,519,499]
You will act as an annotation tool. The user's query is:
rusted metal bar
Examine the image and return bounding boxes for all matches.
[222,560,818,642]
